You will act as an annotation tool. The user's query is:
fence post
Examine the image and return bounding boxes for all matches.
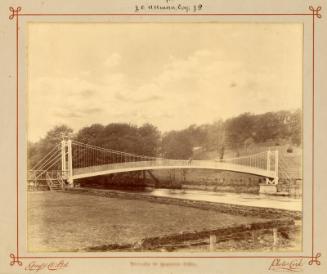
[272,228,278,250]
[209,234,216,251]
[274,150,279,184]
[67,139,73,185]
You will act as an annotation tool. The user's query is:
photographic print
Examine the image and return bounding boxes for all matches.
[3,1,327,273]
[26,22,303,253]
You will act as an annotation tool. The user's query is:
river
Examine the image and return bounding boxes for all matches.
[106,187,302,212]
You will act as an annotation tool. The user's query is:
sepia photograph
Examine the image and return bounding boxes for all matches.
[27,23,303,253]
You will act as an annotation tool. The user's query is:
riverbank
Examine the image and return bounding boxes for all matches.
[69,187,301,219]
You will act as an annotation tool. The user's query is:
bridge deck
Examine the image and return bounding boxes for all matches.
[72,160,276,180]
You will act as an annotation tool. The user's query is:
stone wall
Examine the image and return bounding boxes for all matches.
[277,179,302,197]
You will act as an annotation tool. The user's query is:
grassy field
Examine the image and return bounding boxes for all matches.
[28,191,266,252]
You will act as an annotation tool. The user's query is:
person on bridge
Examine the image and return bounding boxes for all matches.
[188,157,193,165]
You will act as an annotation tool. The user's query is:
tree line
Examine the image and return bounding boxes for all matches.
[28,109,301,168]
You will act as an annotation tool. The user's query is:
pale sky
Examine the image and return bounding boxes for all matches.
[28,23,303,142]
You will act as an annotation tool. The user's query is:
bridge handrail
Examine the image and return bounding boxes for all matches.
[219,151,268,162]
[72,159,277,179]
[28,169,68,180]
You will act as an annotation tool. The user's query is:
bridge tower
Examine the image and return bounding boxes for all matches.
[61,139,73,185]
[260,150,279,194]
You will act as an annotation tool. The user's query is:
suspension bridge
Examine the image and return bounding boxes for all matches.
[28,140,280,192]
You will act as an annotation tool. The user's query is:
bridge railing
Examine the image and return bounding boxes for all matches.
[28,169,68,181]
[72,158,277,179]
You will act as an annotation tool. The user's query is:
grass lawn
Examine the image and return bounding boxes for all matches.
[28,191,266,252]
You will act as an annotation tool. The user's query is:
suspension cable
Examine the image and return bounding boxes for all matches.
[31,144,61,170]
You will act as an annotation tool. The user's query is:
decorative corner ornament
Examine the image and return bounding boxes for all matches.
[309,6,322,18]
[9,6,21,20]
[308,252,321,266]
[9,253,22,266]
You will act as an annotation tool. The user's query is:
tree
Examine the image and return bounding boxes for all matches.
[183,124,207,147]
[204,120,225,154]
[28,125,73,169]
[138,123,161,156]
[75,124,104,145]
[161,131,193,159]
[289,109,302,146]
[75,122,161,156]
[225,113,255,154]
[100,123,142,154]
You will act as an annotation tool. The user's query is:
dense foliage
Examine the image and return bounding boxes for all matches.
[28,109,302,167]
[162,110,301,159]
